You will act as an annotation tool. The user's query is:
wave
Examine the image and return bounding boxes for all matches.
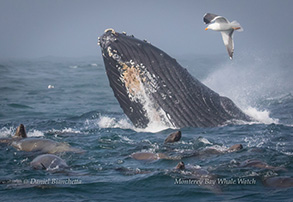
[8,103,32,109]
[45,127,84,137]
[27,129,44,137]
[0,127,14,138]
[243,107,278,125]
[97,116,133,130]
[89,115,170,133]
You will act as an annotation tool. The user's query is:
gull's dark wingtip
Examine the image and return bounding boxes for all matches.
[203,13,219,24]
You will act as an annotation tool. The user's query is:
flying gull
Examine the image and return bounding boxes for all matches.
[203,13,243,59]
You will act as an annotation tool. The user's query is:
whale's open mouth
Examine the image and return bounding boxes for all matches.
[98,29,251,129]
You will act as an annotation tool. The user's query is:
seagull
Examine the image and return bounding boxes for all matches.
[203,13,243,59]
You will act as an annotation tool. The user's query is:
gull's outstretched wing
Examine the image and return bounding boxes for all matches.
[221,30,234,59]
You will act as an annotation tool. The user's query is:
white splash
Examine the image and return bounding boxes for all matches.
[27,130,44,137]
[197,137,213,145]
[96,115,169,133]
[0,127,14,138]
[97,116,133,130]
[118,135,135,144]
[202,52,288,125]
[244,136,268,148]
[136,121,170,133]
[49,128,82,134]
[244,107,278,124]
[206,145,228,152]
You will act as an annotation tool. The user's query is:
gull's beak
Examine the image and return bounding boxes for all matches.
[205,27,208,31]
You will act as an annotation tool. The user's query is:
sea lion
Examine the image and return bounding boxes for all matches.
[175,161,185,170]
[174,161,221,193]
[164,131,181,143]
[187,143,244,158]
[3,124,84,154]
[0,124,27,144]
[11,138,83,154]
[115,167,152,175]
[131,152,168,161]
[14,124,27,138]
[208,144,243,154]
[30,154,69,171]
[263,176,293,188]
[131,150,184,161]
[239,159,286,171]
[227,144,243,152]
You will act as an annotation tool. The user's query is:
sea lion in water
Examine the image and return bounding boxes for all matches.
[11,138,83,154]
[227,144,243,152]
[164,131,181,143]
[186,143,243,159]
[0,124,27,144]
[14,124,27,138]
[131,144,243,161]
[115,167,152,175]
[30,154,69,170]
[205,144,243,154]
[176,161,185,170]
[174,161,221,193]
[3,124,84,154]
[239,159,286,171]
[131,152,169,161]
[263,176,293,188]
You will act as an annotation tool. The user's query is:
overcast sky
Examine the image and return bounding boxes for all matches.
[0,0,292,59]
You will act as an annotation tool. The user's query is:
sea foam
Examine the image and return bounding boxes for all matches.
[244,107,278,124]
[96,115,170,133]
[27,129,44,137]
[0,127,14,138]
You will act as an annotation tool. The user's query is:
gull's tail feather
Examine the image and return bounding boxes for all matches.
[231,21,243,32]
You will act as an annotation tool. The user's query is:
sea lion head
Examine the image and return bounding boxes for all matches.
[228,144,243,152]
[176,161,185,170]
[164,131,182,143]
[13,124,27,138]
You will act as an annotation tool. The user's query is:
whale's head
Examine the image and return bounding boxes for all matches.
[98,28,117,51]
[98,29,173,128]
[98,28,153,69]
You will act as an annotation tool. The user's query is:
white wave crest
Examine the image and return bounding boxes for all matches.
[0,127,14,138]
[197,137,213,145]
[49,128,82,135]
[244,107,278,124]
[118,135,135,144]
[96,115,170,133]
[27,129,44,137]
[97,116,133,130]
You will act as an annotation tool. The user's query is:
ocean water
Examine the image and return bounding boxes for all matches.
[1,52,293,201]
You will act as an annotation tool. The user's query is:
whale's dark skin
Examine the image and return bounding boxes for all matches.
[98,29,251,128]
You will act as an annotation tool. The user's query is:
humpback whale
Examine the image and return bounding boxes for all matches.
[98,29,251,128]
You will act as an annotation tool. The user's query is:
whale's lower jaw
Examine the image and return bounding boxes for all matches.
[99,29,251,129]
